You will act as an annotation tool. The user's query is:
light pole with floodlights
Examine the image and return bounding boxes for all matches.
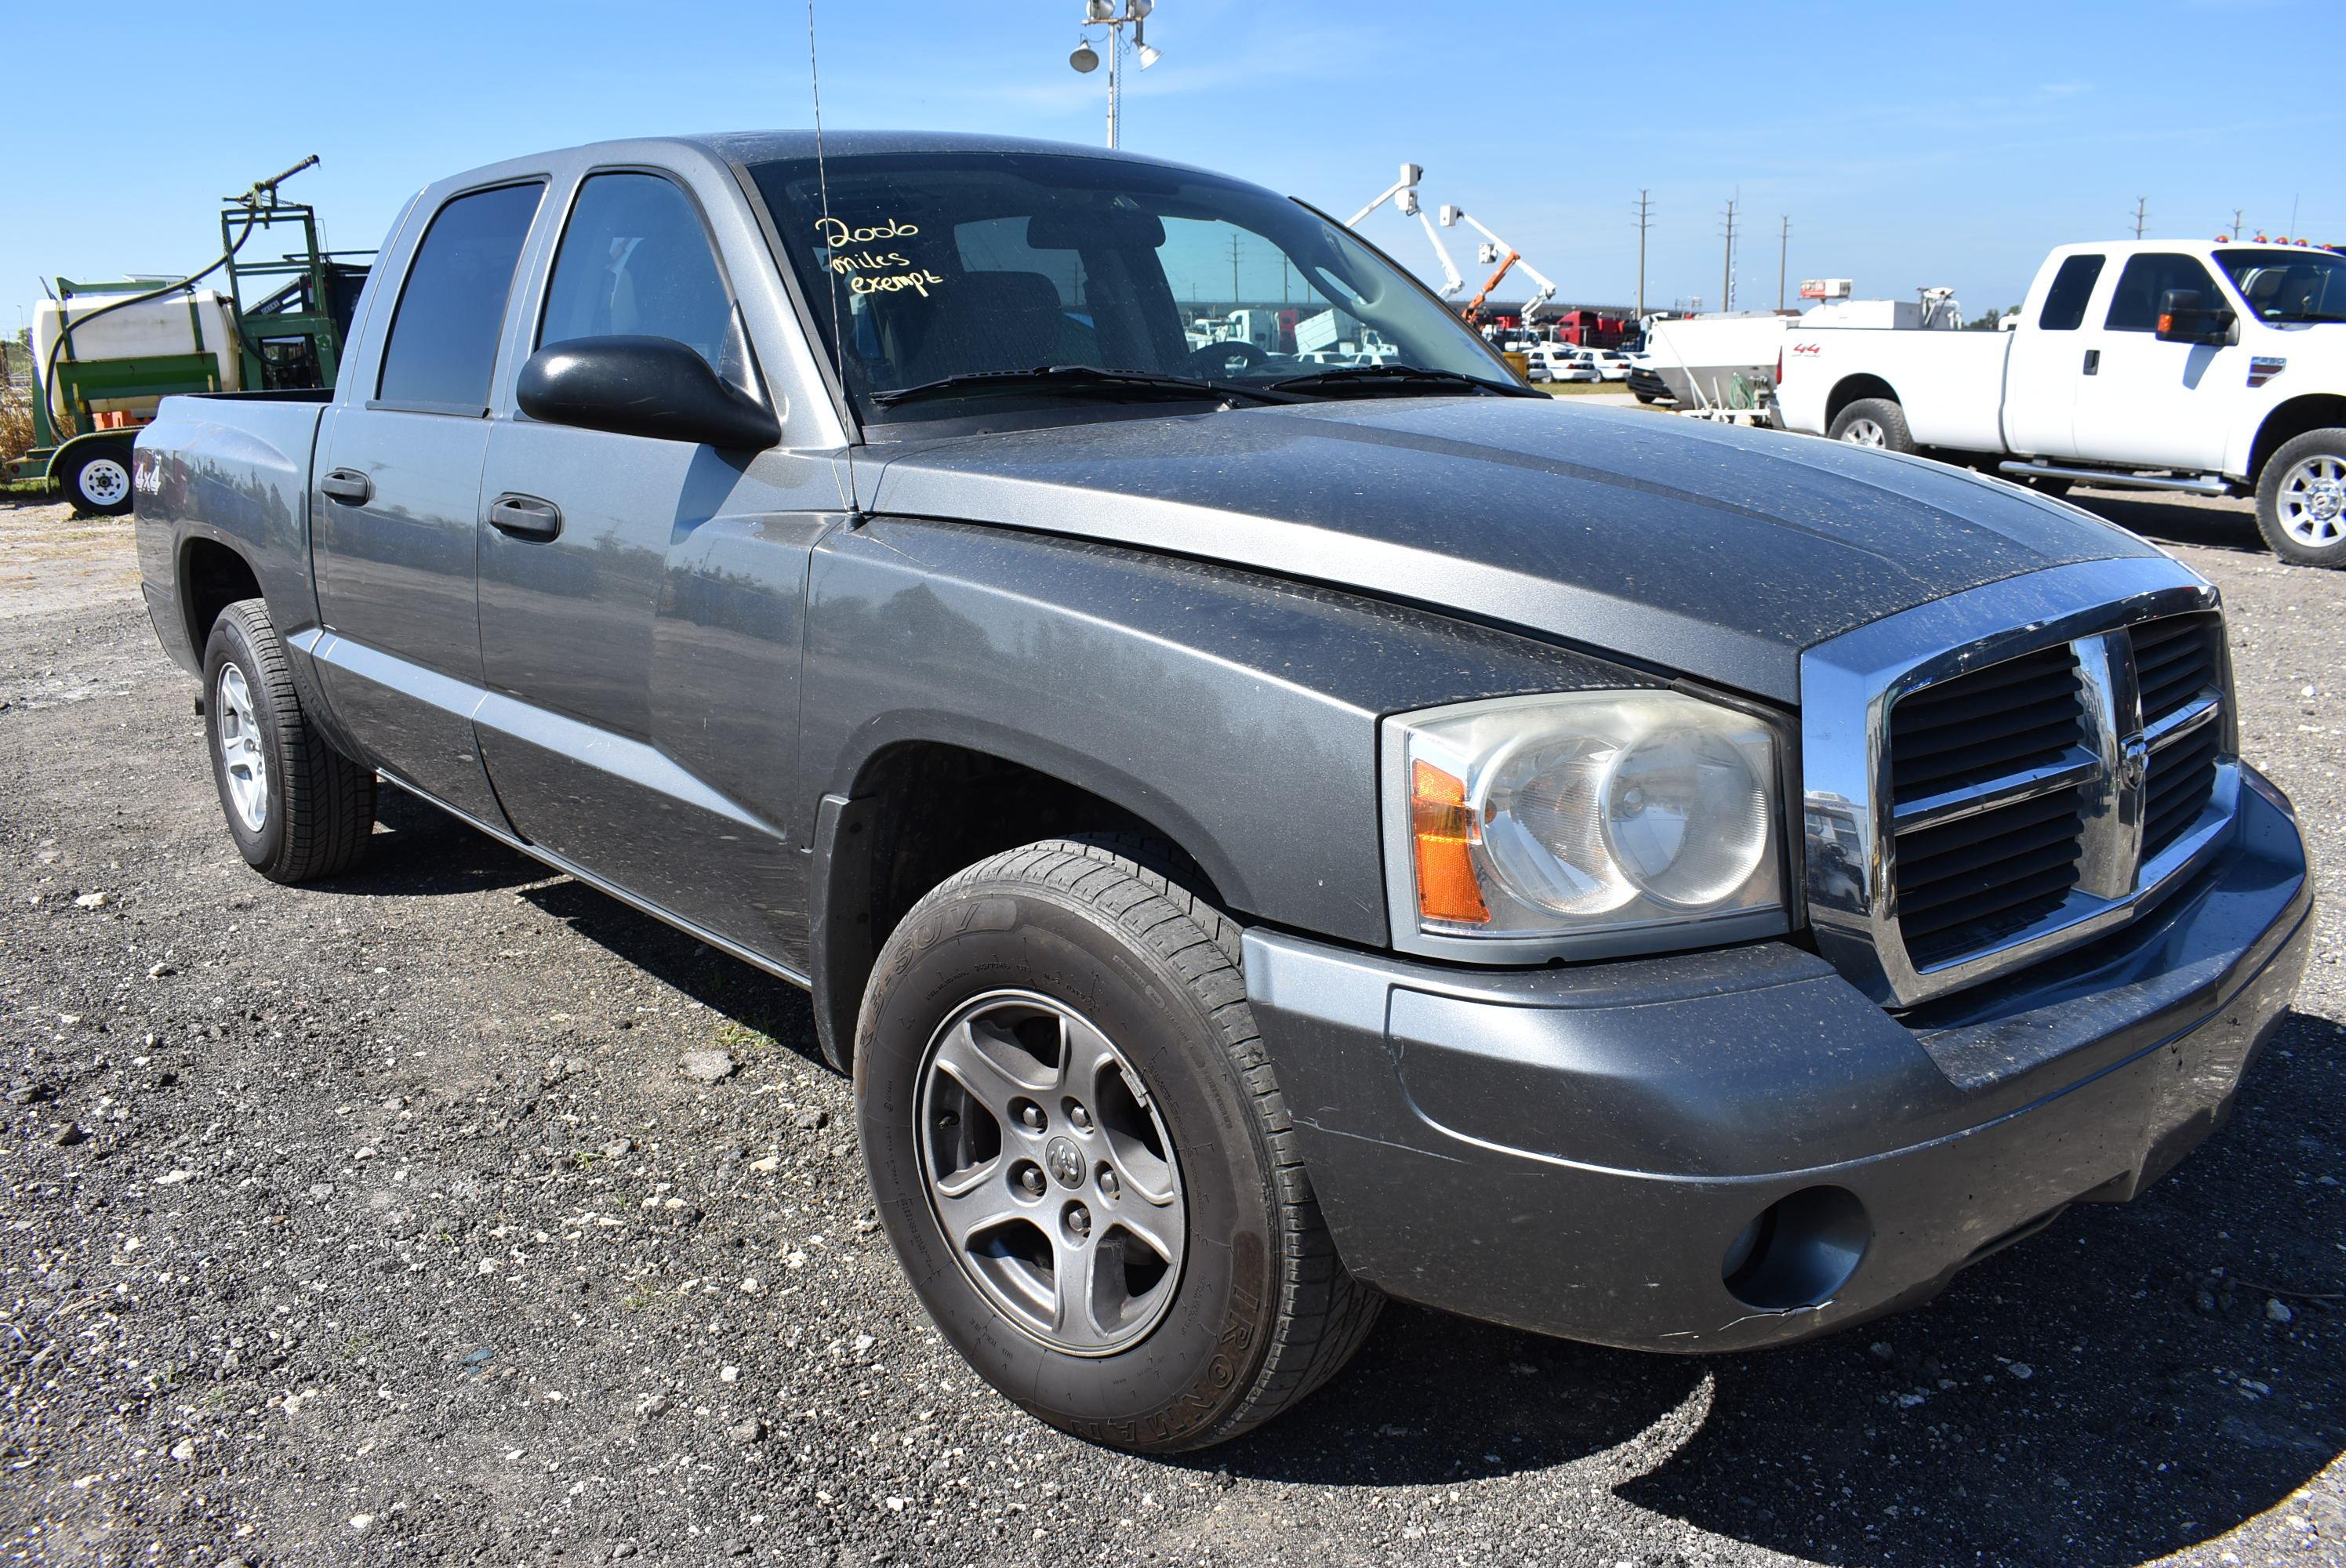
[1067,1,1161,149]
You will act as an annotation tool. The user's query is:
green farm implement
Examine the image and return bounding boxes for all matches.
[5,157,370,514]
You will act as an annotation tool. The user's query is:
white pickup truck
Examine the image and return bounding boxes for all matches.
[1773,240,2346,566]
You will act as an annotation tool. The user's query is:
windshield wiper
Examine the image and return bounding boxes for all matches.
[870,365,1295,409]
[1266,365,1540,399]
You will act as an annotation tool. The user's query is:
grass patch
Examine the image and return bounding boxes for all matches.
[1539,380,1626,397]
[712,1019,777,1057]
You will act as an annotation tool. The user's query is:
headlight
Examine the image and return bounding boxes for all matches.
[1383,690,1788,957]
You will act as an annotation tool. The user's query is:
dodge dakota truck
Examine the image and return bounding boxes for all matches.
[1774,239,2346,568]
[133,133,2312,1454]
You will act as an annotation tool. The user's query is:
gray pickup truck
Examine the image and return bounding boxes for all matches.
[133,132,2312,1454]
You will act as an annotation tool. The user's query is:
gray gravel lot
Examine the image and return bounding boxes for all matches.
[1,485,2341,1567]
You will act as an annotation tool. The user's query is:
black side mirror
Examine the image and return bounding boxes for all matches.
[517,335,781,449]
[2155,288,2235,347]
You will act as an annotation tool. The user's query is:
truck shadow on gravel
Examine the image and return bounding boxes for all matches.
[2067,491,2269,558]
[321,787,549,898]
[512,878,826,1069]
[1206,1009,2346,1566]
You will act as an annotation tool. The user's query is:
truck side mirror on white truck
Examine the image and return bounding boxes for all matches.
[2155,288,2235,347]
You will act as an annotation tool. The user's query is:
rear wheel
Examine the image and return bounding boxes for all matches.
[856,837,1381,1453]
[2257,429,2346,568]
[202,599,376,882]
[62,441,135,517]
[1828,397,1915,453]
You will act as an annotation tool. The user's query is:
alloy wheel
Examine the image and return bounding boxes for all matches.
[216,662,269,831]
[915,989,1186,1356]
[2276,452,2346,548]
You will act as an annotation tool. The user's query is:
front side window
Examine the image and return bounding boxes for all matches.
[2036,253,2104,332]
[2104,253,2220,333]
[540,172,733,368]
[376,183,543,412]
[744,151,1517,421]
[2217,247,2346,325]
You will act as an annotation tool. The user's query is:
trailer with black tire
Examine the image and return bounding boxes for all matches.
[5,158,367,517]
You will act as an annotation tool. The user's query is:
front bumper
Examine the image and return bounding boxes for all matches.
[1244,765,2312,1353]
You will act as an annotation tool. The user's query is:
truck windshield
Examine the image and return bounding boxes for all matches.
[743,151,1517,422]
[2217,249,2346,325]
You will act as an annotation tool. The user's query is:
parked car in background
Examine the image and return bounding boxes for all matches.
[1573,347,1630,382]
[1775,239,2346,566]
[133,133,2310,1456]
[1524,344,1596,383]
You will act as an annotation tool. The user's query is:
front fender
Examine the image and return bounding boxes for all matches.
[800,516,1656,947]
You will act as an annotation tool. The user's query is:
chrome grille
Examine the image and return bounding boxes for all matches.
[1887,646,2093,967]
[2134,613,2225,862]
[1799,559,2239,1009]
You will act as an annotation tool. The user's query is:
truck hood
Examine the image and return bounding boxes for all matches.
[863,397,2163,705]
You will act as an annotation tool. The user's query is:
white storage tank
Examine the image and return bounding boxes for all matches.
[30,289,241,425]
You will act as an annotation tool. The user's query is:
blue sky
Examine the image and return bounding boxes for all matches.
[9,0,2340,343]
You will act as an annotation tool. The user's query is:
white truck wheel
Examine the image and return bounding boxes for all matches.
[2257,430,2346,568]
[1827,397,1915,455]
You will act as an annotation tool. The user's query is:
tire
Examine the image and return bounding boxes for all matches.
[1632,390,1658,405]
[2255,428,2346,568]
[62,441,135,517]
[201,599,376,883]
[855,836,1382,1454]
[1828,397,1916,454]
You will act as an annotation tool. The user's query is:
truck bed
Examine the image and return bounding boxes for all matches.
[1780,328,2013,452]
[132,391,328,677]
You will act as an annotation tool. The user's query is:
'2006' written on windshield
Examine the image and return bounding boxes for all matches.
[816,216,947,298]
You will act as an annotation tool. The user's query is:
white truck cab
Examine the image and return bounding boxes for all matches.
[1774,240,2346,565]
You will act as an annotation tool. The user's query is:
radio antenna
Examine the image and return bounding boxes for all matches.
[808,0,861,520]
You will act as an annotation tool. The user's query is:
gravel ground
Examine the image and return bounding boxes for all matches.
[1,487,2341,1568]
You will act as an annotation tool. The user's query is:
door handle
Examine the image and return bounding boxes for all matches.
[319,468,373,506]
[487,492,563,542]
[2083,349,2101,376]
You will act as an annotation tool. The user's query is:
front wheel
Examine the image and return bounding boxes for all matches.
[1828,396,1916,454]
[62,441,136,517]
[2257,429,2346,568]
[855,837,1381,1453]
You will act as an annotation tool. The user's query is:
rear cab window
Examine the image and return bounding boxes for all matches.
[374,182,545,415]
[2036,254,2105,331]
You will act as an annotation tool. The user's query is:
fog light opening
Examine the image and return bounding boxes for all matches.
[1723,1185,1871,1311]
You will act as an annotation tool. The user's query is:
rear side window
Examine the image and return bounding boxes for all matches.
[2036,254,2104,332]
[2104,253,2220,333]
[539,172,732,369]
[376,183,543,413]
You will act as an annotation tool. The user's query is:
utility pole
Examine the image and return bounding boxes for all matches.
[1777,215,1791,311]
[2132,197,2148,240]
[1229,233,1242,303]
[1632,190,1651,319]
[1720,198,1738,314]
[2232,206,2246,240]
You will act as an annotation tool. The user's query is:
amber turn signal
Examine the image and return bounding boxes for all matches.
[1410,758,1489,925]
